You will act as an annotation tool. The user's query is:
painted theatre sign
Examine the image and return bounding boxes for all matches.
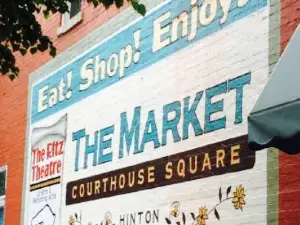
[24,0,269,225]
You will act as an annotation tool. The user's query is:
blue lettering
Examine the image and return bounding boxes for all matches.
[228,72,251,124]
[183,91,203,140]
[205,82,227,133]
[162,101,181,146]
[99,125,114,164]
[84,131,99,169]
[72,129,85,171]
[140,110,160,151]
[119,106,141,158]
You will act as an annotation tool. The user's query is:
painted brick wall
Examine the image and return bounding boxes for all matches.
[0,2,128,225]
[26,0,270,225]
[279,0,300,224]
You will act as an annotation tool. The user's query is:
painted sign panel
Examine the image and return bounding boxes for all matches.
[28,115,67,225]
[25,0,269,225]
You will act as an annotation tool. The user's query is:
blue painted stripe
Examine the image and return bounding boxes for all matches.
[31,0,267,123]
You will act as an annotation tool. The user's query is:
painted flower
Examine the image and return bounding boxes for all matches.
[232,185,246,210]
[68,216,75,225]
[105,212,112,225]
[170,201,180,217]
[105,218,111,225]
[197,206,208,225]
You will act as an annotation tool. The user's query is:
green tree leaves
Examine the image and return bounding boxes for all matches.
[131,0,146,16]
[0,0,146,80]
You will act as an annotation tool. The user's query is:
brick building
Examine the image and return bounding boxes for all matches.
[0,0,299,225]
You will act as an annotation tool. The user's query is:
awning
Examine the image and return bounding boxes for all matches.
[248,25,300,154]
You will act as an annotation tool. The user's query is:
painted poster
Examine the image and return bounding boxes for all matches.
[27,115,67,225]
[25,0,270,225]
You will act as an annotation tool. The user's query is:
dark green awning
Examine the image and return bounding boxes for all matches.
[248,26,300,154]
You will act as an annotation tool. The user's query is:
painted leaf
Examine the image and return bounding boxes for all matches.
[214,209,220,220]
[182,212,186,225]
[165,218,171,224]
[219,187,222,202]
[226,186,232,197]
[75,213,78,219]
[191,213,196,220]
[176,222,180,225]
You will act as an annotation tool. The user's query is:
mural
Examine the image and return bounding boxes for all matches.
[25,0,269,225]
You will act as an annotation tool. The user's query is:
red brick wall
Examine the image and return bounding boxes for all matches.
[280,0,300,50]
[0,2,128,224]
[280,0,300,224]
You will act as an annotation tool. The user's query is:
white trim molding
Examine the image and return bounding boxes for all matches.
[57,1,82,35]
